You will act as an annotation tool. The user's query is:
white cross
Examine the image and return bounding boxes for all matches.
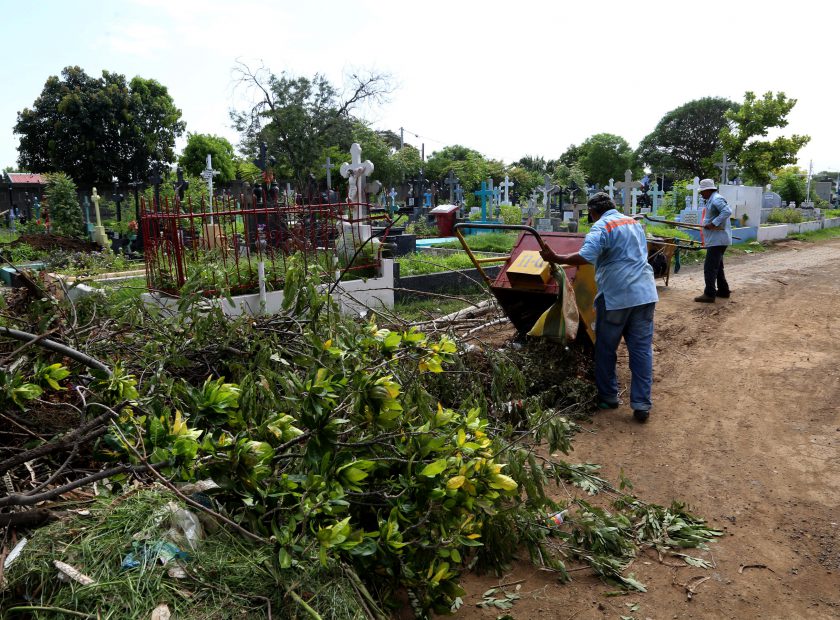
[91,187,103,227]
[649,182,664,215]
[388,187,397,207]
[285,182,294,205]
[339,143,375,204]
[200,154,220,220]
[715,153,736,185]
[614,170,642,213]
[686,176,701,210]
[500,175,514,205]
[540,174,560,218]
[604,178,616,200]
[631,187,642,215]
[323,156,334,190]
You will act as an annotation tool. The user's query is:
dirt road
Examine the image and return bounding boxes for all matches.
[460,238,840,619]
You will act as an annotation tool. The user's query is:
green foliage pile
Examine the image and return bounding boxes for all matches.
[1,257,722,618]
[44,173,84,239]
[434,232,517,254]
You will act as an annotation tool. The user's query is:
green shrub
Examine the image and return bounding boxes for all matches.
[45,173,85,238]
[767,207,802,224]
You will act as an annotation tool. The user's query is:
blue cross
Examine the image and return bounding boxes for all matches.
[473,182,494,222]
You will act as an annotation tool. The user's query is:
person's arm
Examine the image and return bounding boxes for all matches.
[705,196,732,229]
[539,249,590,265]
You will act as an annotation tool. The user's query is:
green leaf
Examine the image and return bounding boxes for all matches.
[420,459,448,477]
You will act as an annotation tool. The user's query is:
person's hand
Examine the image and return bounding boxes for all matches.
[540,248,562,264]
[703,223,715,230]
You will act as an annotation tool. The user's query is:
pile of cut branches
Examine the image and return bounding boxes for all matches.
[0,255,721,619]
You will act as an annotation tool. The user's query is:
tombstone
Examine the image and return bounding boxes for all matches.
[112,183,124,223]
[323,156,335,191]
[406,183,416,209]
[174,167,189,201]
[715,153,737,185]
[473,182,495,222]
[762,191,782,209]
[500,175,514,205]
[649,182,664,215]
[614,170,642,213]
[388,187,398,210]
[630,188,642,215]
[91,187,108,247]
[32,196,41,221]
[339,142,374,205]
[444,170,459,204]
[8,206,15,233]
[423,189,432,208]
[540,174,561,218]
[603,178,616,200]
[454,183,464,206]
[686,177,701,210]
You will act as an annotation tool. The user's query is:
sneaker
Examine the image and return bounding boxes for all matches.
[597,399,619,410]
[633,410,650,423]
[693,294,716,303]
[716,291,731,298]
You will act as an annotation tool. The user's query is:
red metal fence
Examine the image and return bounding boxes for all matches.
[141,192,392,297]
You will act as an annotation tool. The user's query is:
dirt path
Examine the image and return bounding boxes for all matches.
[459,239,840,619]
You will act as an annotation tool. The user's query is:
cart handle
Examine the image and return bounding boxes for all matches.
[453,222,554,285]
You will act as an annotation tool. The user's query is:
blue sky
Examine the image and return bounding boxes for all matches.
[2,0,838,178]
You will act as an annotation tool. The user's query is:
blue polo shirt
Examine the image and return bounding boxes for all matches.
[702,192,733,247]
[578,209,658,311]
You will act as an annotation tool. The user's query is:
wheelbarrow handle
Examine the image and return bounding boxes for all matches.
[453,222,551,252]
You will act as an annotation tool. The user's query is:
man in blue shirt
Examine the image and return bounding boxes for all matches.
[694,178,732,303]
[540,193,658,423]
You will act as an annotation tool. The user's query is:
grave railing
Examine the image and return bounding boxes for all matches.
[140,193,391,297]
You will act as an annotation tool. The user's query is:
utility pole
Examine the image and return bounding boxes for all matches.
[421,143,425,162]
[805,159,813,204]
[400,127,404,150]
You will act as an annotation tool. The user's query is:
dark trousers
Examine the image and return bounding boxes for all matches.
[703,245,730,297]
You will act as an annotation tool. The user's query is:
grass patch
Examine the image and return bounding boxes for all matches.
[646,225,692,241]
[2,488,366,619]
[787,225,840,242]
[432,232,518,254]
[397,251,483,276]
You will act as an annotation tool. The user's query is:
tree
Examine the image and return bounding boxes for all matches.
[44,173,84,238]
[512,155,557,175]
[179,133,236,182]
[14,66,185,188]
[770,167,807,205]
[575,134,640,186]
[552,162,588,200]
[636,97,737,179]
[720,91,810,186]
[231,62,392,188]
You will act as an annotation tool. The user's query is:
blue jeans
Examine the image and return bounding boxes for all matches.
[594,295,655,412]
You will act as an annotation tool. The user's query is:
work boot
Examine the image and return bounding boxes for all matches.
[597,399,619,410]
[716,291,731,298]
[693,294,716,303]
[633,410,649,423]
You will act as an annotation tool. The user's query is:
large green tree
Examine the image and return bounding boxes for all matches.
[636,97,737,179]
[14,66,185,188]
[231,62,392,188]
[720,91,810,186]
[179,133,236,182]
[770,166,808,205]
[574,134,640,186]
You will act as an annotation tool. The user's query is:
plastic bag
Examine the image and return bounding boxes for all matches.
[527,266,579,343]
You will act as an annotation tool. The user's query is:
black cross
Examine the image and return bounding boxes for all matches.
[174,166,189,201]
[253,141,268,171]
[112,181,125,222]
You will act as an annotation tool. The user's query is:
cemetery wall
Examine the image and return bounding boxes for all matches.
[823,217,840,229]
[394,265,501,302]
[731,226,757,242]
[719,185,763,226]
[786,221,822,235]
[757,225,789,242]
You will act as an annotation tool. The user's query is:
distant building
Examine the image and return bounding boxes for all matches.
[1,172,46,219]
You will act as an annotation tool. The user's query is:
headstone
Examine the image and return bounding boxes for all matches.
[630,187,642,215]
[500,175,514,205]
[323,156,334,190]
[423,190,432,208]
[91,187,108,247]
[715,153,737,185]
[762,191,782,209]
[535,218,554,232]
[603,178,616,200]
[473,182,495,222]
[339,142,375,204]
[649,182,664,215]
[686,177,701,210]
[112,184,124,223]
[614,170,642,213]
[174,167,189,201]
[32,196,41,221]
[444,170,458,203]
[454,183,464,205]
[540,174,561,218]
[388,187,398,209]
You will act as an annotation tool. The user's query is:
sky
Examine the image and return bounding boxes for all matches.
[1,0,838,178]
